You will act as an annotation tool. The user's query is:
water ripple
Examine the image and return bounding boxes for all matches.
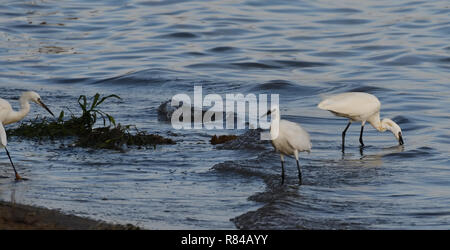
[0,0,449,229]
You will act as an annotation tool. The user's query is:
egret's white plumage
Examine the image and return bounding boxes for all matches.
[0,91,54,180]
[267,105,311,185]
[318,92,380,122]
[318,92,404,150]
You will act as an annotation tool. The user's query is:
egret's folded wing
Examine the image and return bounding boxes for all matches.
[280,120,312,152]
[318,92,380,117]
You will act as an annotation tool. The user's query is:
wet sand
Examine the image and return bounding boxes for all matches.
[0,201,140,230]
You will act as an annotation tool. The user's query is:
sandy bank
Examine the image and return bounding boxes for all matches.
[0,200,140,230]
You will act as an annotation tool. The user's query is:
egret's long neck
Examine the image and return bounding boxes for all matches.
[368,112,387,132]
[5,96,31,125]
[269,110,281,139]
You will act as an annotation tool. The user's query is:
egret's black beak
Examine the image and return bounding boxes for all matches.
[261,109,272,118]
[38,99,55,117]
[398,132,404,145]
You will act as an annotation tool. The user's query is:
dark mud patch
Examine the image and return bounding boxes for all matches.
[0,200,140,230]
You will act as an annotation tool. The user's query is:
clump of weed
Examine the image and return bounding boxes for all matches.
[77,125,175,150]
[7,93,175,150]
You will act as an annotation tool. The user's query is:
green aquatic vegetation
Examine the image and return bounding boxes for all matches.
[7,93,175,150]
[77,93,120,129]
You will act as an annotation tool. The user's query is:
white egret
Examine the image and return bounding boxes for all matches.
[0,91,54,180]
[264,106,312,185]
[318,92,404,151]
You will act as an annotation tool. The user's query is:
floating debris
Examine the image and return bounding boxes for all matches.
[38,46,73,54]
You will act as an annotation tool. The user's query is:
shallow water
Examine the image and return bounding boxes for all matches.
[0,0,449,229]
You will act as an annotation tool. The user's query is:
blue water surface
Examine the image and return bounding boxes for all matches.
[0,0,449,229]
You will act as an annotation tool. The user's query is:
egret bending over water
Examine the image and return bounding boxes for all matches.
[264,106,311,185]
[0,91,54,180]
[318,92,404,151]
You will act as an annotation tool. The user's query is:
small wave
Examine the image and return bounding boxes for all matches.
[248,80,321,97]
[207,46,238,53]
[250,80,294,91]
[160,32,198,39]
[378,55,425,66]
[231,62,280,69]
[311,51,358,58]
[437,57,450,63]
[347,85,389,93]
[92,69,184,86]
[317,7,363,14]
[212,160,270,179]
[355,45,403,51]
[383,146,436,159]
[215,128,270,150]
[233,205,366,230]
[188,60,328,71]
[391,115,410,125]
[271,60,329,68]
[52,77,91,84]
[316,18,371,25]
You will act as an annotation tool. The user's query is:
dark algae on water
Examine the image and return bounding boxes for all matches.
[7,93,175,150]
[210,134,238,145]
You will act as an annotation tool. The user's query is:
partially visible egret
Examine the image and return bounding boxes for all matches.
[0,91,54,180]
[264,106,312,185]
[318,92,404,151]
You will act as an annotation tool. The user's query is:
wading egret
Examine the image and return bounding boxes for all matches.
[0,91,54,180]
[318,92,404,151]
[264,106,311,185]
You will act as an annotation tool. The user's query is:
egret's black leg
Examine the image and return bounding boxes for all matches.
[359,125,365,146]
[342,121,351,152]
[296,159,302,185]
[280,160,285,185]
[5,148,21,180]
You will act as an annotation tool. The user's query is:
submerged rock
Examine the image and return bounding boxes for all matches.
[157,100,179,121]
[157,99,237,124]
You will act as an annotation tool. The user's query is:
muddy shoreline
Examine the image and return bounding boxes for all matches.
[0,200,140,230]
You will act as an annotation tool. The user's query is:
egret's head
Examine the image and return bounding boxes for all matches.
[22,91,55,117]
[381,118,404,145]
[263,105,280,118]
[22,91,41,104]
